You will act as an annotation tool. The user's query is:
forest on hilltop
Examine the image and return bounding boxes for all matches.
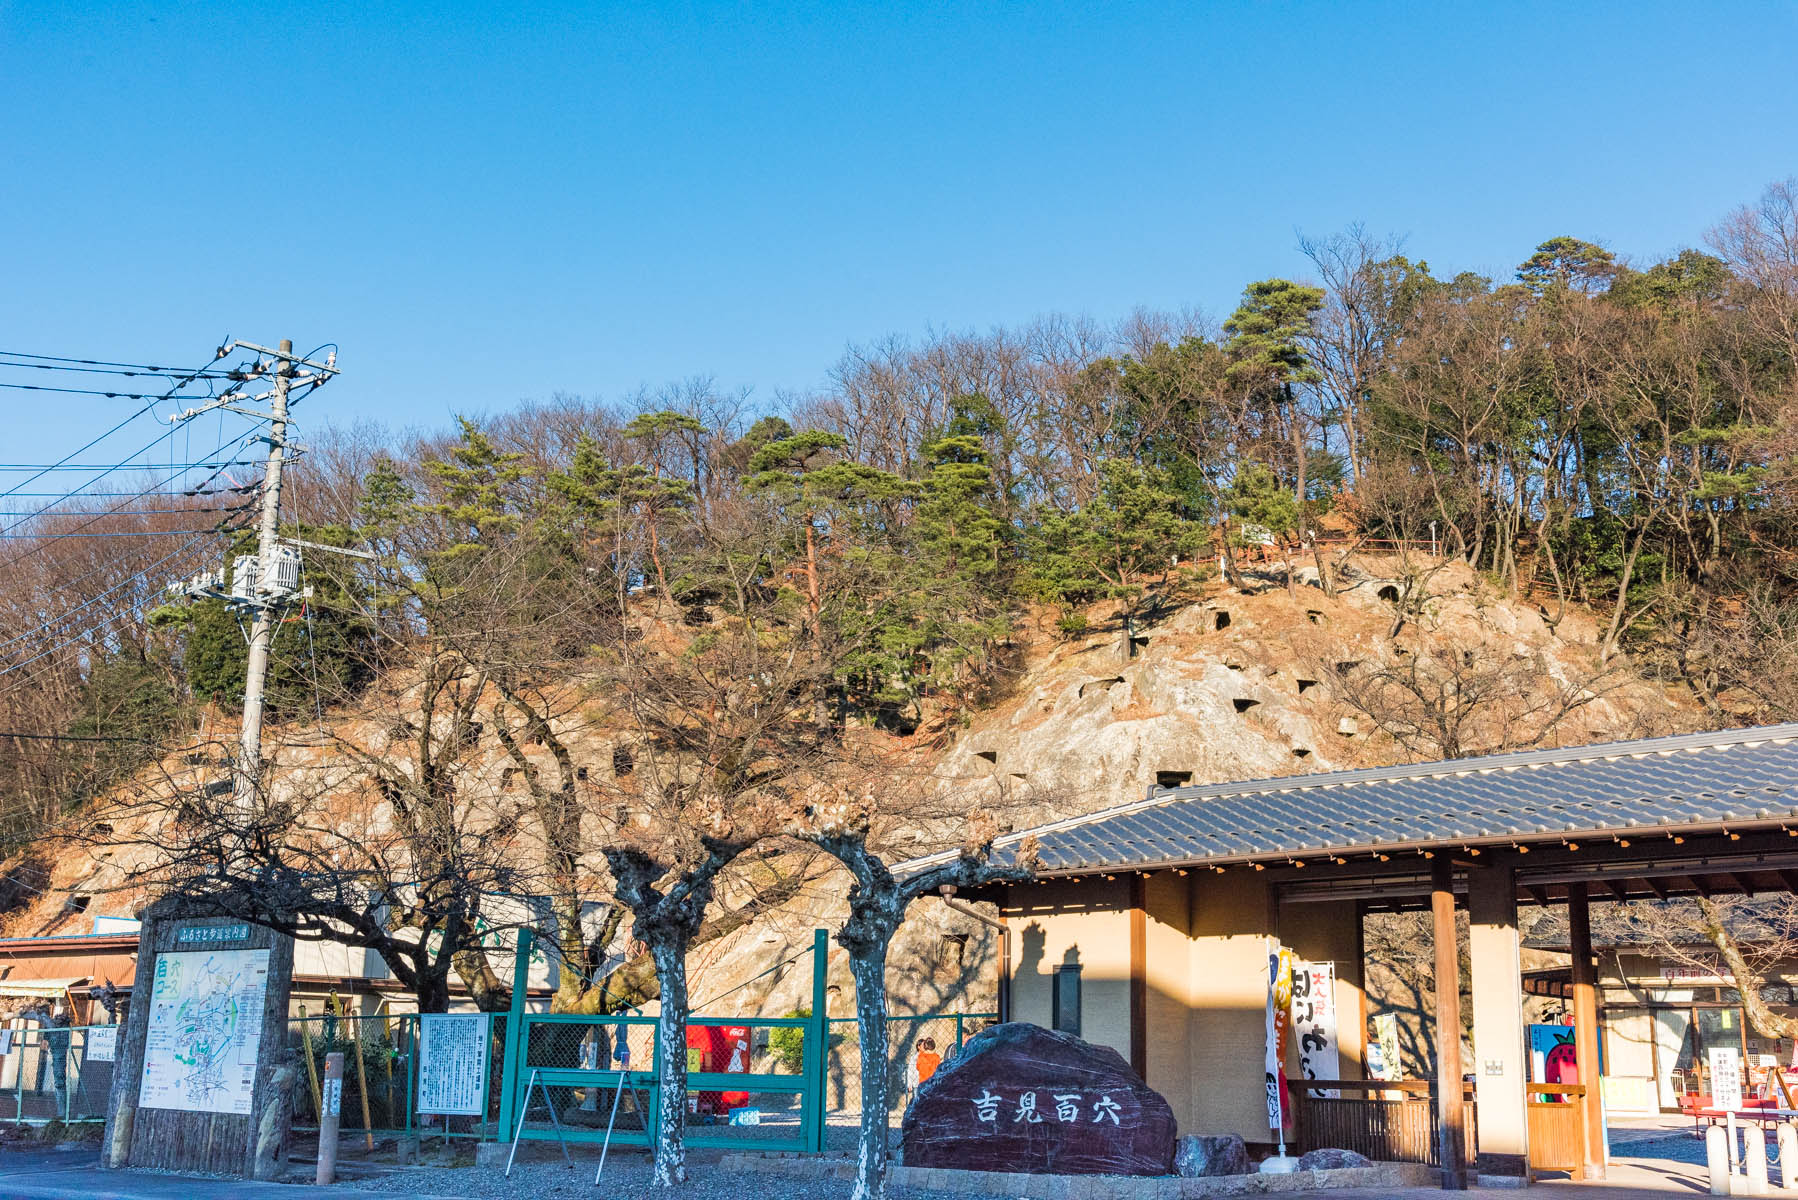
[4,179,1798,856]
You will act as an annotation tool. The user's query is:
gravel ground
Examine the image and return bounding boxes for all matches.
[350,1153,1008,1200]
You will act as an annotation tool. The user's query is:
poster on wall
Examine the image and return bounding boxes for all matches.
[416,1013,492,1116]
[1264,942,1293,1132]
[1528,1025,1577,1085]
[137,948,270,1114]
[1367,1013,1400,1081]
[1290,960,1340,1098]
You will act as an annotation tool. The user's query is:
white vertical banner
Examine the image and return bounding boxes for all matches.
[1291,960,1340,1098]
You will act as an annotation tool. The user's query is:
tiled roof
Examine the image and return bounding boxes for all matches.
[933,723,1798,875]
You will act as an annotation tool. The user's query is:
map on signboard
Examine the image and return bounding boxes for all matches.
[138,948,270,1114]
[416,1013,491,1116]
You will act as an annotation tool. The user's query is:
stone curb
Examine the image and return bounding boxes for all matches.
[718,1153,1440,1196]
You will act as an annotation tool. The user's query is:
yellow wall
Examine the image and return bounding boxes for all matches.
[1003,874,1367,1145]
[1142,872,1194,1121]
[1006,878,1134,1063]
[1185,873,1277,1141]
[1278,897,1367,1082]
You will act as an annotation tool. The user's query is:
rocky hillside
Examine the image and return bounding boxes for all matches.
[2,554,1703,1023]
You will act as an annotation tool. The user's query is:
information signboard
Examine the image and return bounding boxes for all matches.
[417,1013,491,1116]
[87,1025,118,1063]
[1710,1045,1744,1112]
[138,948,270,1115]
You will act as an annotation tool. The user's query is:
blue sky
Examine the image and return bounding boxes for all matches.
[3,1,1795,466]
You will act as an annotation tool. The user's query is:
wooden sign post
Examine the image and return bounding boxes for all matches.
[102,902,295,1178]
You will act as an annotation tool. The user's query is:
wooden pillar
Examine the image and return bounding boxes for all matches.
[1568,883,1606,1179]
[1432,858,1466,1189]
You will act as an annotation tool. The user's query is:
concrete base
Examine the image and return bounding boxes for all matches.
[1475,1173,1531,1189]
[721,1153,1440,1196]
[473,1141,510,1169]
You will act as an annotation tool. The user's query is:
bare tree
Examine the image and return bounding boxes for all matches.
[792,781,1037,1200]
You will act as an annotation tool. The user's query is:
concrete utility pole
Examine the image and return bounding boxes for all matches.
[166,337,339,814]
[234,339,293,812]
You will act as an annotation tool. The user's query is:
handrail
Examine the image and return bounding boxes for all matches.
[1527,1083,1587,1097]
[1300,1078,1431,1094]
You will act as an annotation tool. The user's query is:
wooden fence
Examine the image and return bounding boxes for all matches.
[1291,1079,1476,1167]
[1525,1083,1587,1179]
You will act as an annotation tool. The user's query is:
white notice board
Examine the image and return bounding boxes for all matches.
[417,1013,491,1116]
[138,948,270,1114]
[87,1025,118,1063]
[1710,1045,1744,1112]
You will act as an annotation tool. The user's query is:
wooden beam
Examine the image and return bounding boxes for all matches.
[1778,869,1798,894]
[1693,875,1716,899]
[1568,884,1606,1179]
[1526,885,1551,907]
[1606,879,1630,903]
[1644,877,1669,900]
[1729,873,1760,896]
[1431,858,1466,1189]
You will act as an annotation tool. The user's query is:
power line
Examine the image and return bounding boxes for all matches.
[0,381,228,401]
[0,528,236,539]
[0,349,235,377]
[0,344,235,504]
[0,530,219,657]
[0,461,261,471]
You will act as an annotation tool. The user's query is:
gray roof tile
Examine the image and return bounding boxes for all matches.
[931,723,1798,875]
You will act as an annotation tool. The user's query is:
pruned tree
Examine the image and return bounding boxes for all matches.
[791,780,1038,1200]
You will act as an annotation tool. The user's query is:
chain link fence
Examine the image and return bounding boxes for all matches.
[824,1012,996,1138]
[0,1022,119,1124]
[287,1012,510,1141]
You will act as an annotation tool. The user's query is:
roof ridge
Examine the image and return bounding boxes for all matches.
[969,721,1798,862]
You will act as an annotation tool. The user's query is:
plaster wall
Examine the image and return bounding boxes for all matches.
[1186,874,1276,1142]
[1005,878,1134,1064]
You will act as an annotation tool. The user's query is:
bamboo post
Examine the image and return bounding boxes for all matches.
[343,998,375,1148]
[298,1005,322,1121]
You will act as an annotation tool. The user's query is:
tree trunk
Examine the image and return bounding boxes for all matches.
[848,937,895,1200]
[1698,900,1798,1041]
[649,938,691,1186]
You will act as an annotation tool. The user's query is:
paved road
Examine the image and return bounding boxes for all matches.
[0,1146,467,1200]
[0,1129,1726,1198]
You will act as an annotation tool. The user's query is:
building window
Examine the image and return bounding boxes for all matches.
[1052,964,1082,1036]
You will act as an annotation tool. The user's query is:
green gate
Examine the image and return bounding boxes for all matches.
[496,929,829,1153]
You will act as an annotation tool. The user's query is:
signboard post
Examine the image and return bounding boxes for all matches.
[417,1013,492,1117]
[100,905,294,1179]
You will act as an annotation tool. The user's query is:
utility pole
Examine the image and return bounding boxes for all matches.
[166,337,340,815]
[234,339,293,811]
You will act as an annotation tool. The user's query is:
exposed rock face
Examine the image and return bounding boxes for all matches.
[900,1023,1176,1176]
[1174,1133,1252,1177]
[1297,1147,1373,1170]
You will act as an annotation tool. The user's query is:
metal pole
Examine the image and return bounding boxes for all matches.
[233,338,292,816]
[594,1067,629,1185]
[316,1051,344,1185]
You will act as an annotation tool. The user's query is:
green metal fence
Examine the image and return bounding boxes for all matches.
[824,1011,997,1123]
[0,1023,118,1125]
[286,1012,512,1141]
